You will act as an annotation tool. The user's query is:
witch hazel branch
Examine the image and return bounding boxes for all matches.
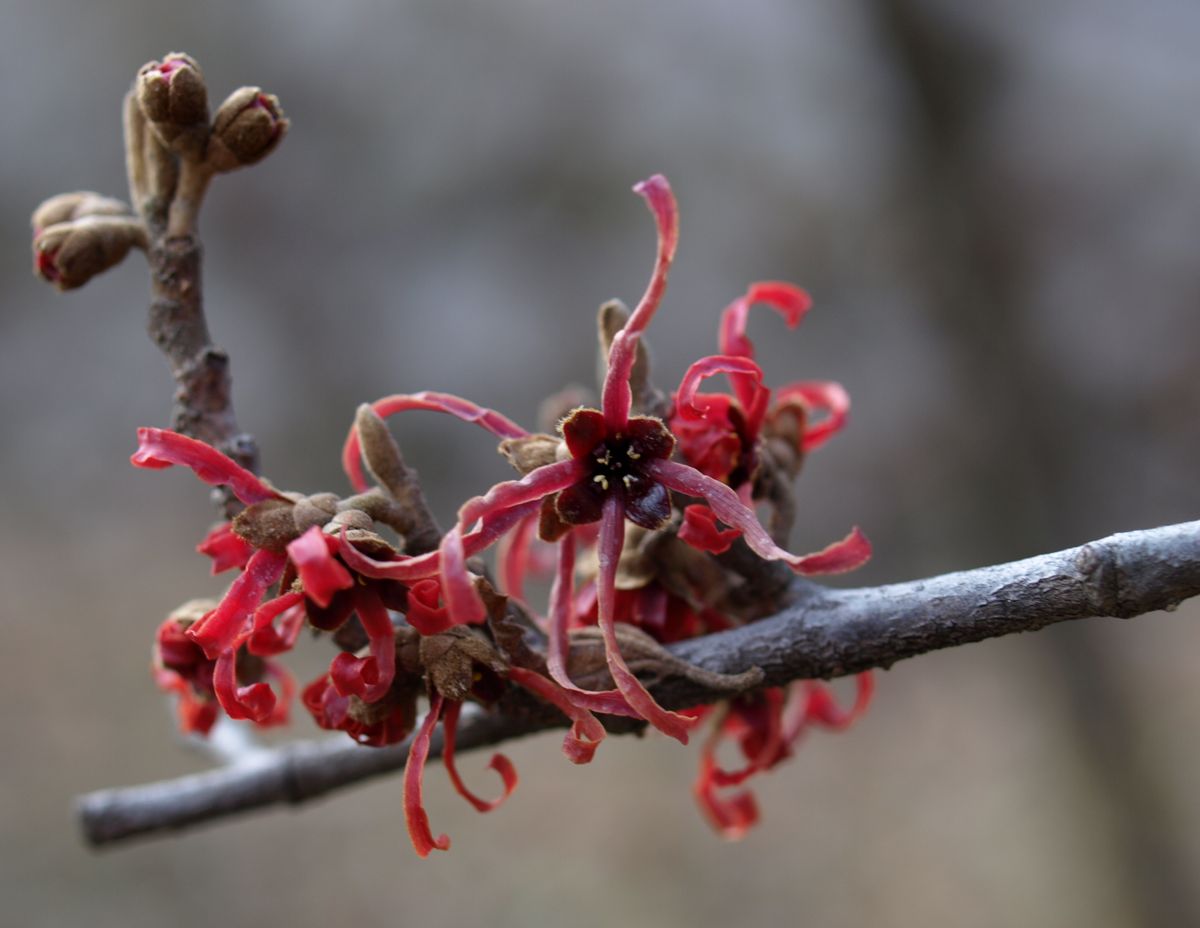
[34,53,1200,857]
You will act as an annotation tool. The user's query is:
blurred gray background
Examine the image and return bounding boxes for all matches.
[3,1,1199,926]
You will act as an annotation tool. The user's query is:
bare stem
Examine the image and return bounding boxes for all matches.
[144,233,259,517]
[77,519,1200,847]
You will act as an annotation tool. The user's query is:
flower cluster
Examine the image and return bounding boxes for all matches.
[137,174,872,854]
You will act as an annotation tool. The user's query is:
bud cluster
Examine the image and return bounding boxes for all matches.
[32,52,288,290]
[132,52,288,178]
[31,193,145,291]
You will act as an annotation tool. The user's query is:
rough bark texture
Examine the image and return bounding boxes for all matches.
[78,519,1199,846]
[145,236,259,515]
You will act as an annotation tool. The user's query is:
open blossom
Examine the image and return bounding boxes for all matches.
[341,174,870,750]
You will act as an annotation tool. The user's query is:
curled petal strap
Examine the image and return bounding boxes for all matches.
[647,459,871,575]
[329,587,396,703]
[132,428,284,505]
[545,531,641,718]
[602,174,679,428]
[154,668,218,736]
[676,354,770,439]
[679,504,742,555]
[437,525,484,625]
[247,591,305,656]
[403,693,452,858]
[188,549,288,658]
[287,526,353,609]
[595,495,696,744]
[496,509,537,601]
[442,700,518,812]
[439,460,583,625]
[507,667,608,765]
[404,578,458,636]
[342,392,529,493]
[718,282,812,417]
[212,642,277,724]
[694,711,760,840]
[336,499,543,585]
[710,690,788,789]
[789,671,875,737]
[197,522,254,574]
[774,380,850,453]
[718,281,813,360]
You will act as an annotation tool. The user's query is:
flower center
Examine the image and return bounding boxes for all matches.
[588,434,646,495]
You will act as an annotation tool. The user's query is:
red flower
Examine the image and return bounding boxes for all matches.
[694,674,873,839]
[153,608,293,735]
[670,282,849,486]
[344,175,870,746]
[133,428,403,723]
[302,671,414,747]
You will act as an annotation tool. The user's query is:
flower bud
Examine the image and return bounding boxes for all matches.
[207,87,288,172]
[499,433,561,475]
[136,53,209,157]
[32,216,147,290]
[31,192,129,234]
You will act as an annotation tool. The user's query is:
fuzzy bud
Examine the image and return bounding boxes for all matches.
[31,192,129,234]
[167,598,219,629]
[136,53,210,157]
[499,433,561,475]
[32,216,147,291]
[207,87,288,172]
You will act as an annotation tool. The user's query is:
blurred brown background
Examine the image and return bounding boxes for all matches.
[3,2,1199,926]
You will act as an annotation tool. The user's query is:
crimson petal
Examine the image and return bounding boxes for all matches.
[594,495,695,744]
[287,526,353,609]
[342,392,528,493]
[678,504,742,554]
[773,380,850,453]
[132,428,283,505]
[197,522,255,574]
[441,700,519,812]
[601,175,679,429]
[212,644,276,723]
[247,591,305,656]
[647,458,871,576]
[507,666,609,764]
[718,281,813,360]
[693,720,761,840]
[187,549,288,658]
[403,693,452,857]
[544,532,641,719]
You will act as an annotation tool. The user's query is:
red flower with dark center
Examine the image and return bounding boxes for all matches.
[554,409,676,529]
[338,174,871,746]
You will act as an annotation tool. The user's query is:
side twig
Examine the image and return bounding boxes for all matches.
[78,519,1200,846]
